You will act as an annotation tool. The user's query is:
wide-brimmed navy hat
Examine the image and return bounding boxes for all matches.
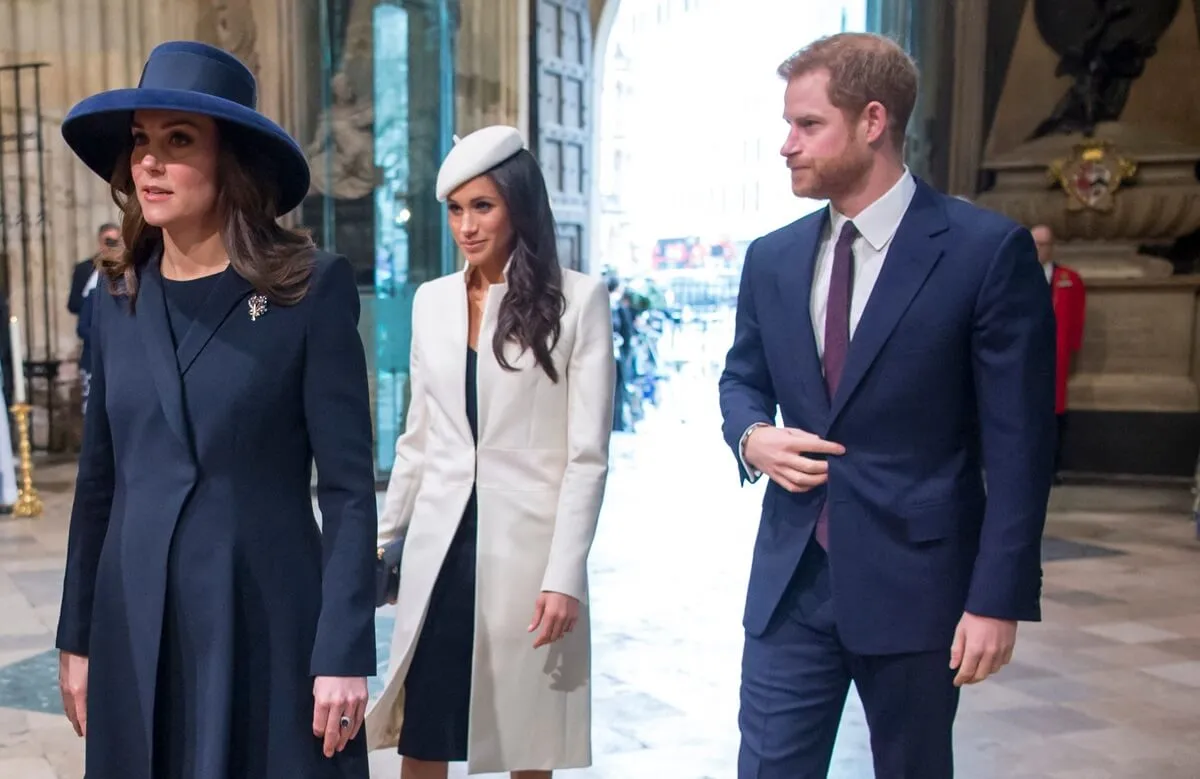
[61,40,310,215]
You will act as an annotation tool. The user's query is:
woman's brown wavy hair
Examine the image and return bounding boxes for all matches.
[101,120,315,307]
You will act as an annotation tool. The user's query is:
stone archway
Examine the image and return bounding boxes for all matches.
[587,0,621,272]
[576,0,967,260]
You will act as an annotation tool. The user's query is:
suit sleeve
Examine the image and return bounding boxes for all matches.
[718,239,777,483]
[77,295,93,348]
[378,285,429,547]
[967,226,1057,622]
[67,262,88,315]
[541,279,615,604]
[56,286,115,655]
[304,256,378,677]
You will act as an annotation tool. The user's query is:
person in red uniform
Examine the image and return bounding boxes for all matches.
[1032,224,1085,481]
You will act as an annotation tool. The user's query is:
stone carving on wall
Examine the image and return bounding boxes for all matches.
[299,0,377,202]
[1047,140,1137,212]
[1029,0,1179,139]
[305,72,376,201]
[975,0,1200,279]
[197,0,261,79]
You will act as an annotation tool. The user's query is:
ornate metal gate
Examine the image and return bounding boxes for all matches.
[529,0,592,272]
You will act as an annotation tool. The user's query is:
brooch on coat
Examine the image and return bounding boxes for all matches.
[248,293,268,321]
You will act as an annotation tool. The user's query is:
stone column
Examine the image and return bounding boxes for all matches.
[243,0,303,134]
[454,0,524,133]
[407,0,456,281]
[946,0,988,196]
[0,0,199,363]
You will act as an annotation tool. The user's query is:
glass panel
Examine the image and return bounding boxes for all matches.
[372,2,412,473]
[297,0,455,477]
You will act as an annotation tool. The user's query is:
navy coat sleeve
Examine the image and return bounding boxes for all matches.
[57,285,115,655]
[304,256,379,678]
[966,225,1057,622]
[718,238,778,482]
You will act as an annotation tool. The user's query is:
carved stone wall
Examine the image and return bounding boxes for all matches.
[0,0,200,367]
[196,0,261,78]
[455,0,525,135]
[0,0,309,369]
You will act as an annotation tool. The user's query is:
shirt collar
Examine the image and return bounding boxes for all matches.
[828,167,917,252]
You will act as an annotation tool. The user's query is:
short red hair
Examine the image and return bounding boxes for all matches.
[777,32,918,152]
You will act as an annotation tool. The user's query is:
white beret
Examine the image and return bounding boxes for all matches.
[435,125,526,201]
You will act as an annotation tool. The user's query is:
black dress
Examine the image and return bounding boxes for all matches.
[397,347,478,761]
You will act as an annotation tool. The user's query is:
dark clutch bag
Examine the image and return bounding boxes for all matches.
[375,537,405,608]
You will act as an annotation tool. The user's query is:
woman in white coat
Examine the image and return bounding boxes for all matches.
[365,125,615,778]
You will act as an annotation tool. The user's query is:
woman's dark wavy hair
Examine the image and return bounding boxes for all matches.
[103,120,315,307]
[485,149,566,382]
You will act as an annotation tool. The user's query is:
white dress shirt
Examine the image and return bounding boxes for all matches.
[810,169,917,357]
[739,169,917,481]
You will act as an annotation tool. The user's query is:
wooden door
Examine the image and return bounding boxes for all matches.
[530,0,592,272]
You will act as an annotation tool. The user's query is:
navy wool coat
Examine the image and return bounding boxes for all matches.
[55,251,378,779]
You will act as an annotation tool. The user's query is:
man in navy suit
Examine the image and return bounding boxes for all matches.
[719,33,1056,778]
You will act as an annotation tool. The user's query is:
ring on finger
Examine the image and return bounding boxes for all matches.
[339,714,352,730]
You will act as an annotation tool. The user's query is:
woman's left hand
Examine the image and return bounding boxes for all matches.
[529,591,580,648]
[313,676,368,757]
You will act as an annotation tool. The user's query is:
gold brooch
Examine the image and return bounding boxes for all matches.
[248,293,268,321]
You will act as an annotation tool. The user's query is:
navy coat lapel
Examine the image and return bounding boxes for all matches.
[775,212,830,412]
[136,258,191,451]
[829,181,949,422]
[175,268,254,375]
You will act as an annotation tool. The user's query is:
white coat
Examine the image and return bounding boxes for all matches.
[365,265,615,774]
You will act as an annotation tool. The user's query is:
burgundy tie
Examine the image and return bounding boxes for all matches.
[815,221,857,549]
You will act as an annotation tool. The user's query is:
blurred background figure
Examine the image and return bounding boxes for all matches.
[67,223,122,414]
[1032,224,1086,483]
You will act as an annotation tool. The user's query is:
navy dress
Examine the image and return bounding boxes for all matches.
[56,252,378,779]
[152,272,226,777]
[398,347,478,761]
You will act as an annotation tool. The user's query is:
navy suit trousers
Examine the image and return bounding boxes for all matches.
[738,540,961,779]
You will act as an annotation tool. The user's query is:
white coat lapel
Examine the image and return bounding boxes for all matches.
[434,275,472,444]
[471,254,516,445]
[475,279,506,444]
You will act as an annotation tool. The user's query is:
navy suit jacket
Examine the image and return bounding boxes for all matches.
[719,179,1056,656]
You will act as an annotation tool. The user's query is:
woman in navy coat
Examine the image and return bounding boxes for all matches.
[54,41,377,779]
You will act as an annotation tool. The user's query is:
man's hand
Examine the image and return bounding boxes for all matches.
[529,591,580,649]
[744,426,845,492]
[950,611,1017,686]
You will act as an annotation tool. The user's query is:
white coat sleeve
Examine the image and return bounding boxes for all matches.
[541,278,615,604]
[378,285,430,547]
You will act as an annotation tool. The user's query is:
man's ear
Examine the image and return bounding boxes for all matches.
[862,101,890,147]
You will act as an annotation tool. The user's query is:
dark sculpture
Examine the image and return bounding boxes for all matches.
[1029,0,1180,140]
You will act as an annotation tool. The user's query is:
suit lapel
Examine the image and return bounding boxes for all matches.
[775,214,830,412]
[175,268,254,375]
[136,257,191,452]
[829,183,949,423]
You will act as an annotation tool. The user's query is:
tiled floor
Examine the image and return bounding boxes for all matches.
[2,375,1200,777]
